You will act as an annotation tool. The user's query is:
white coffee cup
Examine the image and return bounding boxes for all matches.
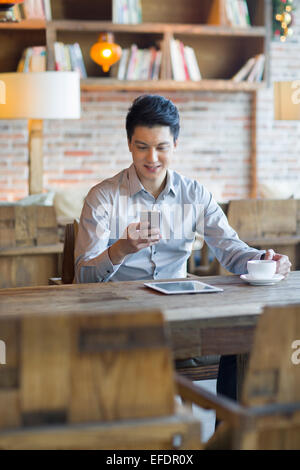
[247,260,276,279]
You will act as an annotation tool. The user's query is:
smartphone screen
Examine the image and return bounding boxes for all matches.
[140,210,161,231]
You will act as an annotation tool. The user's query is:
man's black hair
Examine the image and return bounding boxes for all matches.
[126,94,180,143]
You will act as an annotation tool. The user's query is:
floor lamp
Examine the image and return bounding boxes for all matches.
[0,71,81,194]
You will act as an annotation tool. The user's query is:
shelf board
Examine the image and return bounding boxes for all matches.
[0,19,46,30]
[80,78,266,92]
[48,20,266,37]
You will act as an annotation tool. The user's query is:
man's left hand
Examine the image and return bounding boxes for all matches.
[264,249,292,277]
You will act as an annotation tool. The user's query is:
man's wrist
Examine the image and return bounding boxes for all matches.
[108,239,127,265]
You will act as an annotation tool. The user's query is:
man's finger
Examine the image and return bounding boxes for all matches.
[264,249,275,259]
[127,222,141,240]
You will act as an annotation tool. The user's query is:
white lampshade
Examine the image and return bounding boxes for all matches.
[0,71,81,119]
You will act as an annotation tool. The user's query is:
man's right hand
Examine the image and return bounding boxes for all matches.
[108,222,161,265]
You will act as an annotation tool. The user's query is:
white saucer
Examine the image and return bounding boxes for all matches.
[240,274,284,286]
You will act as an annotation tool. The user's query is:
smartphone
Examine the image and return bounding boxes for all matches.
[140,210,161,232]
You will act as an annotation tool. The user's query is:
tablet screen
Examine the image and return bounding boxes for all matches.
[144,281,223,294]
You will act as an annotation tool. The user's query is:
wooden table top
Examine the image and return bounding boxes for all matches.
[1,271,299,358]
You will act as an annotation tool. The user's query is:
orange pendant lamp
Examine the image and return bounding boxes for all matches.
[0,0,24,22]
[90,33,122,73]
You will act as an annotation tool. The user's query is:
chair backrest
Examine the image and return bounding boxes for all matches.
[242,304,300,407]
[0,309,202,449]
[235,304,300,450]
[227,199,297,239]
[61,219,78,284]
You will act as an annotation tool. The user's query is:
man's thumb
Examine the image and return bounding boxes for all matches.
[265,249,275,260]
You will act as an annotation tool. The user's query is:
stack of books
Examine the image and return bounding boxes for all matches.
[225,0,251,27]
[112,0,142,24]
[117,45,161,80]
[13,0,52,21]
[17,47,47,72]
[53,42,87,78]
[170,39,201,82]
[232,54,265,82]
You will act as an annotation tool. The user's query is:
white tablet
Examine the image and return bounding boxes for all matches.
[144,280,223,295]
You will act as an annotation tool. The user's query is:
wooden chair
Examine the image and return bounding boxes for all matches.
[0,309,202,449]
[219,199,300,274]
[49,219,78,285]
[176,303,300,449]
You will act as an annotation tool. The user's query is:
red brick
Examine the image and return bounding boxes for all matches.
[64,151,94,157]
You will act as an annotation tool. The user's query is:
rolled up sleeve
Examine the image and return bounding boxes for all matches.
[74,190,122,283]
[197,187,265,274]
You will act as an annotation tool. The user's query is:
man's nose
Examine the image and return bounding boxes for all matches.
[147,147,158,162]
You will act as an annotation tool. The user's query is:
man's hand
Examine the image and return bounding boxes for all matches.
[264,249,292,277]
[122,221,161,254]
[108,221,161,265]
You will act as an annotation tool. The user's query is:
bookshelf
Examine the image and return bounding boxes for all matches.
[0,0,271,89]
[0,0,272,197]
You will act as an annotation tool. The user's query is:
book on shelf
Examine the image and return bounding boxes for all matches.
[112,0,142,24]
[232,54,265,82]
[225,0,251,27]
[170,39,201,82]
[246,54,265,82]
[116,45,161,80]
[17,46,47,72]
[54,42,87,78]
[13,0,52,20]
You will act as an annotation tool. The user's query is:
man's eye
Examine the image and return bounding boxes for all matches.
[137,146,147,150]
[157,146,168,151]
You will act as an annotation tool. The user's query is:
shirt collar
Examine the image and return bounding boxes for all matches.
[127,163,177,197]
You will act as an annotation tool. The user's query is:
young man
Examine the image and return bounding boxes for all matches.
[75,94,290,283]
[74,94,291,402]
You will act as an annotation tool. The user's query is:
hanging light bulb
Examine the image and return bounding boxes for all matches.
[0,0,24,22]
[90,33,122,73]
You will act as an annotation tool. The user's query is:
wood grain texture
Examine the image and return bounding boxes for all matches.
[0,309,175,431]
[80,78,265,92]
[0,319,21,430]
[68,311,175,424]
[28,119,44,196]
[20,315,71,416]
[1,272,300,359]
[0,206,59,248]
[227,199,297,239]
[0,405,202,450]
[48,20,266,36]
[0,19,45,30]
[0,253,61,288]
[242,304,300,407]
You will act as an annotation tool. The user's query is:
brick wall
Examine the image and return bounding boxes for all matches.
[1,2,300,202]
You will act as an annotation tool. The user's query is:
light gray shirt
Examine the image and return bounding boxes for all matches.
[74,164,264,283]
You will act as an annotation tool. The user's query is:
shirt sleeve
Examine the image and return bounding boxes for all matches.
[196,185,265,274]
[74,189,122,283]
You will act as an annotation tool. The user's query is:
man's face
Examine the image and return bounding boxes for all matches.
[128,125,177,188]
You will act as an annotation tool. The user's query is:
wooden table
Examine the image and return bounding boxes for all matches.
[1,271,300,360]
